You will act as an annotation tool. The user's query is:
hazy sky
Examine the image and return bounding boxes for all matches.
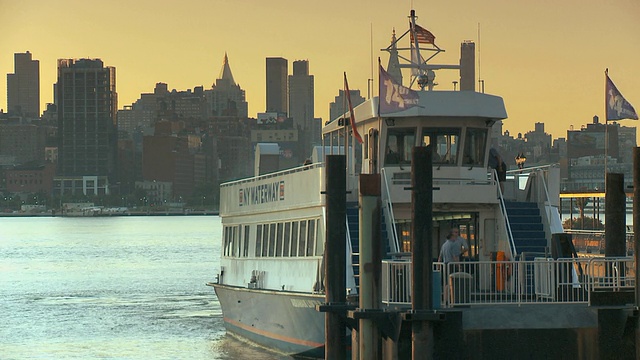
[2,0,639,141]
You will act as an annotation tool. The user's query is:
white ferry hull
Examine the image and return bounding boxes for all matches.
[212,283,330,357]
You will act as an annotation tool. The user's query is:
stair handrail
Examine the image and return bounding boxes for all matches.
[496,168,517,259]
[381,168,401,253]
[536,166,563,234]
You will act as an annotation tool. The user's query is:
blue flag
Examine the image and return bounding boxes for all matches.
[606,71,638,121]
[379,64,420,115]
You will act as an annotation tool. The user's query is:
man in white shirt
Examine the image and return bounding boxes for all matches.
[450,227,468,260]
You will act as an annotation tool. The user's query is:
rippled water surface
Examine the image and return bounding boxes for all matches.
[0,216,287,360]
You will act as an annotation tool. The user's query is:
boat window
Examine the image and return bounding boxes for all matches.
[315,219,323,256]
[268,223,276,257]
[306,220,315,256]
[463,128,488,166]
[244,225,250,257]
[255,225,262,257]
[291,222,299,257]
[299,220,307,256]
[283,222,291,257]
[385,128,416,165]
[231,226,237,257]
[276,223,283,257]
[395,221,412,252]
[262,224,269,257]
[223,227,229,256]
[421,128,460,165]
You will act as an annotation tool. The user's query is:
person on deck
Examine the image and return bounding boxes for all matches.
[450,227,469,260]
[438,234,460,264]
[488,147,506,193]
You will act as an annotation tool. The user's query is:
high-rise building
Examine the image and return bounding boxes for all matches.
[53,59,117,195]
[266,57,287,114]
[459,41,475,91]
[288,60,314,130]
[206,53,248,117]
[7,51,40,118]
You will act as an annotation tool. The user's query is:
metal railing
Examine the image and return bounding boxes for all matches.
[495,168,517,259]
[381,257,635,307]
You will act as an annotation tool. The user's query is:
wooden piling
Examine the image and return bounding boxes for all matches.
[411,146,434,359]
[605,173,626,257]
[358,174,382,359]
[325,155,347,360]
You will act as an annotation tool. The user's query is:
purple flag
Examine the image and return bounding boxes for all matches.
[606,71,638,121]
[379,64,420,115]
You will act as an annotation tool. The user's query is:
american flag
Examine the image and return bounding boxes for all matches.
[410,23,436,45]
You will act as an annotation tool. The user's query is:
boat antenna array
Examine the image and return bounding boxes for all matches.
[381,9,460,91]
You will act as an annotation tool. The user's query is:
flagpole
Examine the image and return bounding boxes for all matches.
[604,69,608,187]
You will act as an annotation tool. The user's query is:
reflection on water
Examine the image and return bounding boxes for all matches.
[0,216,287,360]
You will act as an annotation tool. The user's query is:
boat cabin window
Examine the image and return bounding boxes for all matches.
[421,128,460,165]
[385,128,416,165]
[462,128,488,166]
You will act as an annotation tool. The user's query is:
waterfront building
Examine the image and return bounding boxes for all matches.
[7,52,40,119]
[53,58,117,196]
[563,115,635,192]
[266,57,288,114]
[4,163,55,194]
[0,124,47,165]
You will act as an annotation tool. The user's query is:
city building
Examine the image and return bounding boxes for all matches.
[288,60,316,157]
[459,41,475,91]
[7,51,40,119]
[329,89,366,123]
[53,58,117,196]
[206,53,248,117]
[563,115,635,191]
[4,163,55,194]
[266,57,288,114]
[0,124,47,165]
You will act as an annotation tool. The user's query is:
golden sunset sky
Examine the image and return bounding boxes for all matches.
[2,0,639,141]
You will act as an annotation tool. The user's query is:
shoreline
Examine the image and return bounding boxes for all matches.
[0,210,219,217]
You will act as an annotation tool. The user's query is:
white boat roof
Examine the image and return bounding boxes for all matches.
[324,91,507,134]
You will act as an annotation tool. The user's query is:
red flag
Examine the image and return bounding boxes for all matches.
[410,23,436,45]
[344,72,363,144]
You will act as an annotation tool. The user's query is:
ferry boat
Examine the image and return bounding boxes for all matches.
[208,10,635,358]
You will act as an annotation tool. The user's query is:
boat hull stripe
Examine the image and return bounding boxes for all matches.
[223,316,324,348]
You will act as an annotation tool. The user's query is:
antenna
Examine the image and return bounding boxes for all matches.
[369,23,374,99]
[477,22,482,92]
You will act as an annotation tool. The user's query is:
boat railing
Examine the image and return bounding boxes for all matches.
[380,257,635,308]
[381,168,401,253]
[220,162,324,188]
[564,230,634,255]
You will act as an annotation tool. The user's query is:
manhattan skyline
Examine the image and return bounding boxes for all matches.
[1,0,639,142]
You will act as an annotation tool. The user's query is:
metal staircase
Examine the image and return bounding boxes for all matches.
[504,201,547,258]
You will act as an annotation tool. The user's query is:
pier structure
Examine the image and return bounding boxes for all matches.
[320,148,640,359]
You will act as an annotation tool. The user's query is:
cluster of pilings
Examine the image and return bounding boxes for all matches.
[319,147,640,359]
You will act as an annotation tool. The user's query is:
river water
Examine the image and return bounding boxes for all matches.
[0,216,288,360]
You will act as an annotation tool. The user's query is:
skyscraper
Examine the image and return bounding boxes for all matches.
[54,59,117,195]
[206,53,248,117]
[288,60,316,155]
[459,41,475,91]
[7,51,40,118]
[266,57,287,114]
[288,60,314,131]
